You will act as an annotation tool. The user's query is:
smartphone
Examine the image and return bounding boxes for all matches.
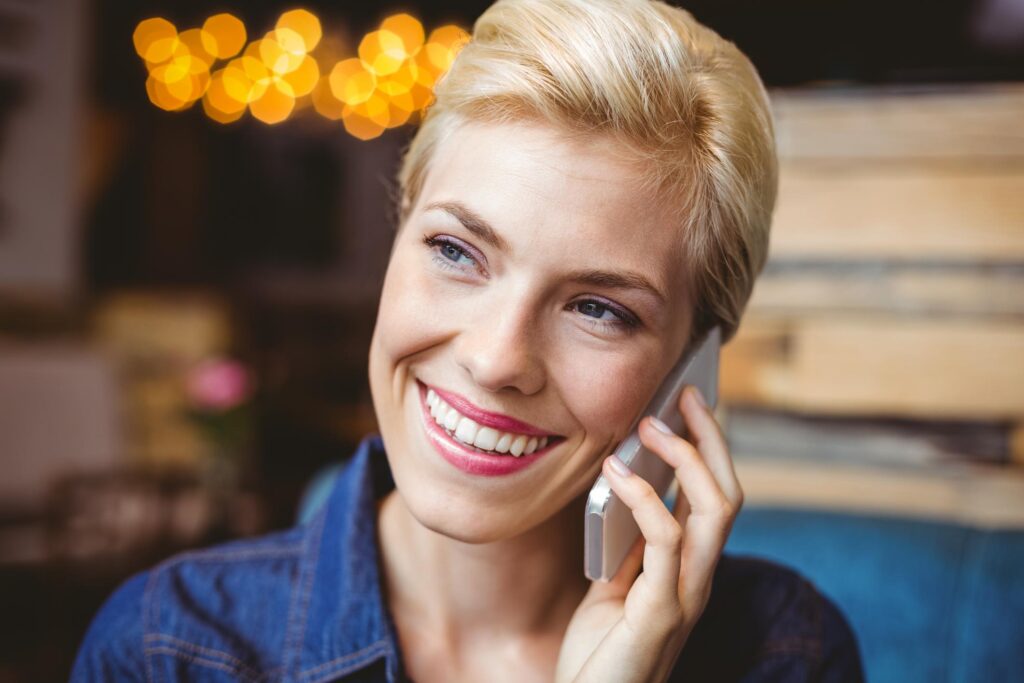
[584,325,721,582]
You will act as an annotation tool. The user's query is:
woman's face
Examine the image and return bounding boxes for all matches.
[368,119,694,543]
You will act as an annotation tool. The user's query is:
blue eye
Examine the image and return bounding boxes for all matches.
[572,299,639,333]
[423,235,479,271]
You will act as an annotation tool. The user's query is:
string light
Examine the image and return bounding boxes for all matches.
[133,10,470,138]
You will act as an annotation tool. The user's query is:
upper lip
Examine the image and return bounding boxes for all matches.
[418,379,561,438]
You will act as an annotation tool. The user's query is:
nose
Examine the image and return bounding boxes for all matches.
[453,291,547,396]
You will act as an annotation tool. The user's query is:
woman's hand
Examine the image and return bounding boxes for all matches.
[555,385,744,683]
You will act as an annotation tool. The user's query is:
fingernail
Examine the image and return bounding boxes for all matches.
[649,415,674,435]
[690,386,708,408]
[607,455,632,477]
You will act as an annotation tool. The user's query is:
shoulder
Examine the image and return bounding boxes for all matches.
[671,554,865,682]
[71,524,310,682]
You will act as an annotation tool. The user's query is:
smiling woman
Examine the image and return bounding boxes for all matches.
[72,1,863,682]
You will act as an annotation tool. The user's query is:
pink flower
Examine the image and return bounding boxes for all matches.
[186,358,252,411]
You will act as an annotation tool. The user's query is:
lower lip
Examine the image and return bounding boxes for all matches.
[416,382,559,477]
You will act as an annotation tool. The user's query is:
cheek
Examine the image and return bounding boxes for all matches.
[558,349,665,440]
[374,247,449,361]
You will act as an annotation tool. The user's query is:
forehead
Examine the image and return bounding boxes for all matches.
[417,119,685,298]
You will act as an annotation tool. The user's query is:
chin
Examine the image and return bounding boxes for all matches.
[402,487,525,544]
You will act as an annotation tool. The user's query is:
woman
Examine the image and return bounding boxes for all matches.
[73,0,864,681]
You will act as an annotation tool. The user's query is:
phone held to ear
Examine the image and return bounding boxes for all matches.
[584,325,721,582]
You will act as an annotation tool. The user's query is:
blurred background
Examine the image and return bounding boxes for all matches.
[1,0,1022,681]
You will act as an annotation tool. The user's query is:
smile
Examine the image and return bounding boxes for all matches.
[416,380,564,476]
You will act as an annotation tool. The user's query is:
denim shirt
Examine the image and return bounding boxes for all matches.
[72,433,864,682]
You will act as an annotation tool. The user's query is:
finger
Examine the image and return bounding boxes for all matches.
[638,416,730,516]
[679,386,743,507]
[638,418,736,600]
[602,455,683,598]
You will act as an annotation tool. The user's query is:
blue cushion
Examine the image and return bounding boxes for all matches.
[725,507,1024,683]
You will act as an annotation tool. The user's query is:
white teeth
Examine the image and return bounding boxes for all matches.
[454,418,478,445]
[509,435,527,457]
[473,426,499,451]
[425,385,556,456]
[495,433,513,454]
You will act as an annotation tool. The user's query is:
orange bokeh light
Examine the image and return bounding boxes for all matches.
[134,17,177,63]
[281,55,320,97]
[250,80,296,124]
[203,13,247,60]
[380,14,425,55]
[205,69,247,117]
[276,9,322,53]
[359,30,408,76]
[341,106,386,140]
[135,10,467,136]
[312,77,346,120]
[425,25,470,72]
[177,28,217,69]
[261,28,307,74]
[329,58,377,106]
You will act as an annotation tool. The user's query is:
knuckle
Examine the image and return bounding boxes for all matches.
[637,481,662,505]
[663,524,684,550]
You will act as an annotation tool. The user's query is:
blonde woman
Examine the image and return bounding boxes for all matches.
[73,1,863,681]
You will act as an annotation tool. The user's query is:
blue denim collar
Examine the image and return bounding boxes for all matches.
[291,433,406,682]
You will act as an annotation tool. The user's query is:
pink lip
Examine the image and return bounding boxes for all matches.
[416,381,561,476]
[417,380,559,437]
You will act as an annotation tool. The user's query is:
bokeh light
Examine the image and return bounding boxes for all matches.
[329,58,377,106]
[178,28,217,70]
[204,69,247,122]
[276,9,322,52]
[134,18,177,63]
[203,14,247,60]
[359,30,409,76]
[381,14,425,55]
[281,55,320,97]
[261,28,307,75]
[134,12,468,137]
[312,77,346,120]
[249,80,295,124]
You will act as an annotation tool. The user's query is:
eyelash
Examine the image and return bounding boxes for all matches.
[421,234,641,333]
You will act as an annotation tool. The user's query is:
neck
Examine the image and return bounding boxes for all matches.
[376,487,591,647]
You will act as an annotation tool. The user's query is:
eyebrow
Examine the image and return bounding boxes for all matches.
[424,200,513,253]
[422,199,667,304]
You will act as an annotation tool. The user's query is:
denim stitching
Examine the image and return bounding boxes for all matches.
[300,641,390,683]
[143,634,261,673]
[284,503,329,676]
[141,541,302,683]
[144,645,269,682]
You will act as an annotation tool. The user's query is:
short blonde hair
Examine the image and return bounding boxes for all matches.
[396,0,778,346]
